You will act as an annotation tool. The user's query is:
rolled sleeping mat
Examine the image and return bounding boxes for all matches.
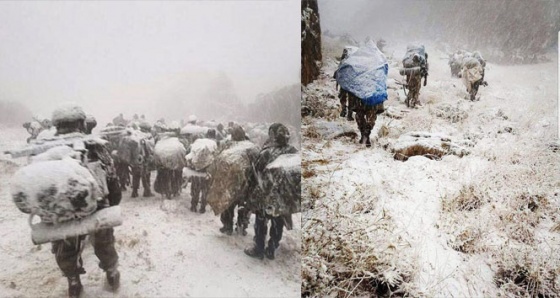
[399,66,422,76]
[30,206,123,245]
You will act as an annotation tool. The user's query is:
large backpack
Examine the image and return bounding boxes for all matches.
[402,44,427,68]
[11,144,107,224]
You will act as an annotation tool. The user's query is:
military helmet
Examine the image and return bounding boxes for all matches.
[268,123,290,146]
[51,104,87,135]
[52,104,86,126]
[231,125,247,141]
[139,121,152,132]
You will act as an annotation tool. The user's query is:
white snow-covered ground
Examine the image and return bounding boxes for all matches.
[302,38,559,297]
[0,127,301,298]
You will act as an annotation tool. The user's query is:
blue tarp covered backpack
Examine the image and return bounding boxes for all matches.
[335,41,388,106]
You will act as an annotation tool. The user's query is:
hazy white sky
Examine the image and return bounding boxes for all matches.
[0,0,299,124]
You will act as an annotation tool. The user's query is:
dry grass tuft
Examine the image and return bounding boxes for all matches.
[442,185,484,212]
[494,245,560,298]
[302,187,420,297]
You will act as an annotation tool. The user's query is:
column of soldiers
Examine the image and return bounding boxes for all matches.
[334,40,488,148]
[16,107,298,297]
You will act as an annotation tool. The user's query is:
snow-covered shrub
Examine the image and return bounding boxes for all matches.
[302,187,420,297]
[442,184,484,212]
[494,244,560,298]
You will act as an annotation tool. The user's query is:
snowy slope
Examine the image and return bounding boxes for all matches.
[302,38,559,297]
[0,128,301,298]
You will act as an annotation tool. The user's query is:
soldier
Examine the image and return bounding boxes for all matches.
[462,52,488,101]
[449,50,467,78]
[189,134,211,213]
[403,46,429,108]
[245,123,297,260]
[188,115,197,125]
[216,123,226,141]
[112,113,127,127]
[353,93,384,148]
[49,105,121,298]
[334,47,358,121]
[376,38,386,53]
[218,125,251,236]
[85,115,97,134]
[23,121,43,143]
[132,122,155,198]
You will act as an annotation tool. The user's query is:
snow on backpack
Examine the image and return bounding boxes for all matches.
[461,57,484,89]
[11,145,107,224]
[186,138,218,171]
[335,40,389,106]
[206,141,260,215]
[154,137,187,170]
[260,153,301,216]
[402,44,427,68]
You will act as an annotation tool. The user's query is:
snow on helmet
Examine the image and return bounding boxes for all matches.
[51,103,86,127]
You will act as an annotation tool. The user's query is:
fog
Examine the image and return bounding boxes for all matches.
[320,0,559,62]
[0,1,300,126]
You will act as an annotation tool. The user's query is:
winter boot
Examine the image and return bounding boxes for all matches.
[190,205,197,213]
[244,246,264,260]
[199,204,206,214]
[131,189,138,198]
[220,226,233,235]
[340,108,346,118]
[106,269,120,291]
[359,133,367,144]
[143,189,153,197]
[346,111,354,121]
[376,103,385,114]
[235,226,248,236]
[67,275,83,298]
[366,137,372,148]
[265,246,275,260]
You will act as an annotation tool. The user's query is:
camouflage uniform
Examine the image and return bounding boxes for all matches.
[338,89,355,120]
[405,74,422,108]
[189,132,216,214]
[23,121,44,143]
[468,52,487,101]
[218,125,252,235]
[154,168,183,198]
[352,93,383,147]
[132,136,154,198]
[131,165,152,197]
[335,48,355,120]
[115,161,130,191]
[245,123,297,260]
[404,51,428,108]
[50,119,121,297]
[190,175,209,213]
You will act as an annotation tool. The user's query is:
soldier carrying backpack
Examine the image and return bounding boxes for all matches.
[11,104,122,298]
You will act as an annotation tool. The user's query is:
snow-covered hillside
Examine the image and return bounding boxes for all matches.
[0,128,301,298]
[302,38,559,297]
